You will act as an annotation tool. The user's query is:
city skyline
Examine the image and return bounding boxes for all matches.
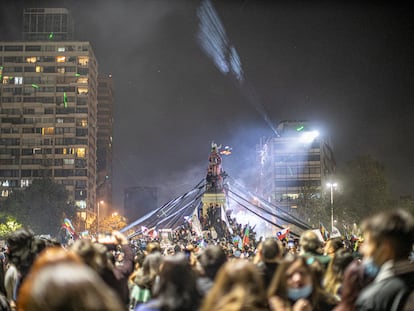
[1,0,413,211]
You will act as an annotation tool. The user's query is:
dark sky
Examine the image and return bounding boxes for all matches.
[1,0,413,210]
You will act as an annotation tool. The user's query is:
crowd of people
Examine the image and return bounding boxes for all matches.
[0,208,413,311]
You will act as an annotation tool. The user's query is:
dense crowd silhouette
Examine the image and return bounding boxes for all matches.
[0,208,413,311]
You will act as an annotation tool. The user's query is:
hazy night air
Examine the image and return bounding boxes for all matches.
[0,0,413,210]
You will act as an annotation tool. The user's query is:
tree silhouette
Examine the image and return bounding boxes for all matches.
[2,178,77,235]
[334,155,392,229]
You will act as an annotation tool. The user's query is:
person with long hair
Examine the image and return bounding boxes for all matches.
[323,249,354,301]
[17,262,125,311]
[135,253,200,311]
[268,257,337,311]
[200,259,269,311]
[130,252,163,310]
[17,247,125,311]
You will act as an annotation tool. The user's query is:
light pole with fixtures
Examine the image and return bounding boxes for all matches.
[97,200,104,233]
[326,182,337,233]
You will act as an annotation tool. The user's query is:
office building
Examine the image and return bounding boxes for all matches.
[257,120,336,212]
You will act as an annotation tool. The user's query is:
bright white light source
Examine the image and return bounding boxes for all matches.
[300,130,320,143]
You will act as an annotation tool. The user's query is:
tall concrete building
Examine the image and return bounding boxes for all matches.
[96,74,113,218]
[0,8,99,230]
[257,120,335,213]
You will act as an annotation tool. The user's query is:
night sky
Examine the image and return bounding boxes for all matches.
[1,0,413,210]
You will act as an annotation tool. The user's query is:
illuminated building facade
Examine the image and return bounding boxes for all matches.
[0,40,98,227]
[257,120,336,212]
[96,74,113,217]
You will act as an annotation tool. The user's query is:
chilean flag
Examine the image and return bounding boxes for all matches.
[276,228,290,240]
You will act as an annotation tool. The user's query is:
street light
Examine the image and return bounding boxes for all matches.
[97,200,104,233]
[326,182,337,233]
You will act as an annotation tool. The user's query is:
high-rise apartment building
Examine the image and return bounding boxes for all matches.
[96,74,113,218]
[257,121,335,212]
[23,8,74,41]
[0,9,99,229]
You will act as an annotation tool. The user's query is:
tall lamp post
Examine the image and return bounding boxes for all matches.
[97,200,104,234]
[326,182,337,233]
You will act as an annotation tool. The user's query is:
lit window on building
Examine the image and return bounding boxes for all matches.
[21,179,30,187]
[77,77,88,84]
[1,190,9,198]
[63,148,75,155]
[42,127,54,135]
[76,200,87,209]
[56,56,66,63]
[36,66,43,73]
[76,148,86,158]
[57,47,65,52]
[64,158,75,165]
[78,56,89,66]
[33,147,41,154]
[26,57,37,63]
[57,67,65,74]
[2,181,10,187]
[77,87,88,95]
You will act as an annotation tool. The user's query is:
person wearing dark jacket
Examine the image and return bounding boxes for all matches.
[355,209,414,311]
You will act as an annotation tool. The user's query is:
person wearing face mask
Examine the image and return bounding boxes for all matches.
[268,257,337,311]
[355,209,414,311]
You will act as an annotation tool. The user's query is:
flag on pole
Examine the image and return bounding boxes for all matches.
[191,207,203,237]
[312,229,325,243]
[221,205,233,234]
[238,236,243,250]
[147,227,157,239]
[242,226,250,247]
[331,226,341,238]
[62,218,75,235]
[141,226,157,239]
[319,222,329,241]
[276,227,290,240]
[232,235,240,246]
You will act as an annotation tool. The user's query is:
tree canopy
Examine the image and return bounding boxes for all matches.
[2,178,77,235]
[334,155,392,229]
